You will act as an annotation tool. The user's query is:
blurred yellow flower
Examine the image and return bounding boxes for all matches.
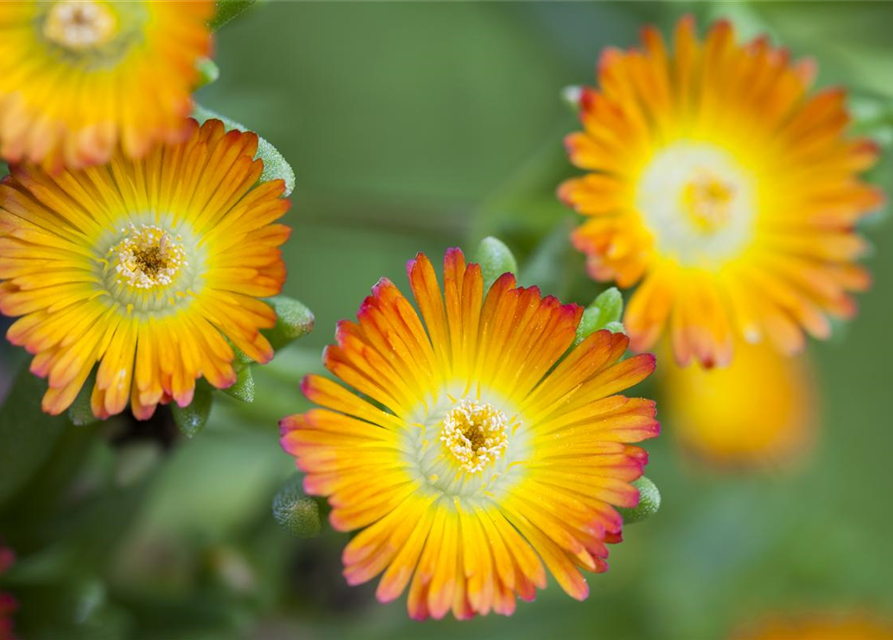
[0,119,290,420]
[280,249,658,619]
[734,614,893,640]
[661,338,815,467]
[0,1,213,172]
[560,16,883,368]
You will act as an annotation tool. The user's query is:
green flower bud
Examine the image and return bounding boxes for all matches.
[171,383,213,438]
[617,476,661,525]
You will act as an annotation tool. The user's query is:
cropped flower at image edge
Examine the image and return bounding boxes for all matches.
[0,0,213,171]
[0,118,290,420]
[281,249,659,620]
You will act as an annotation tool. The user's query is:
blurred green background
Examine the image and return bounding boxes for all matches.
[2,2,893,638]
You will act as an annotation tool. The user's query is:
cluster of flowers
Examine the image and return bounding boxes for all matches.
[0,1,289,420]
[0,2,883,629]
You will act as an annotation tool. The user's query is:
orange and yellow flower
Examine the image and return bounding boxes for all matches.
[0,118,290,420]
[0,1,213,172]
[734,614,893,640]
[280,249,659,619]
[660,338,816,468]
[560,16,883,368]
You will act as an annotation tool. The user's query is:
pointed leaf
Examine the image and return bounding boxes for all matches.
[602,321,625,335]
[594,287,623,324]
[222,366,255,403]
[475,236,518,292]
[574,287,626,345]
[209,0,256,31]
[0,367,67,507]
[574,306,602,346]
[273,474,322,538]
[192,104,296,196]
[68,371,98,427]
[171,384,213,438]
[263,296,315,351]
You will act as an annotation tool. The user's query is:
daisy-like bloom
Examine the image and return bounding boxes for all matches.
[280,249,659,619]
[559,16,884,367]
[660,338,815,467]
[0,1,213,172]
[734,614,893,640]
[0,118,290,419]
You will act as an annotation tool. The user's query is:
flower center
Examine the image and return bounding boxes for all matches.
[110,224,187,290]
[440,400,509,474]
[636,142,756,268]
[681,170,735,233]
[403,390,527,501]
[43,1,117,51]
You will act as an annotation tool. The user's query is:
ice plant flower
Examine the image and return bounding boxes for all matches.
[660,339,815,468]
[0,118,290,419]
[734,614,893,640]
[0,1,213,172]
[280,249,659,619]
[559,16,884,367]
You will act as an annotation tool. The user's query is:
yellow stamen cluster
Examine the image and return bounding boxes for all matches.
[43,1,117,51]
[682,169,736,233]
[440,399,509,474]
[111,224,187,290]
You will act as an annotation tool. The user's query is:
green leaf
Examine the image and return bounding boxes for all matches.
[68,370,98,427]
[617,476,661,525]
[226,338,254,368]
[195,57,220,89]
[222,366,255,403]
[263,296,315,352]
[594,287,623,324]
[192,104,296,197]
[475,236,519,292]
[0,367,68,508]
[574,307,602,345]
[272,474,322,538]
[209,0,256,31]
[602,321,625,335]
[171,384,213,438]
[573,287,625,346]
